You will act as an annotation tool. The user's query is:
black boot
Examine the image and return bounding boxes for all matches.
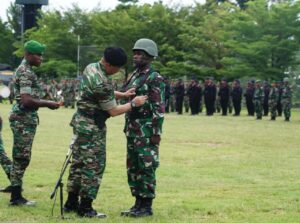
[0,185,13,193]
[77,198,106,218]
[270,117,276,121]
[10,186,36,206]
[128,198,153,217]
[64,192,79,212]
[285,117,290,121]
[121,196,142,216]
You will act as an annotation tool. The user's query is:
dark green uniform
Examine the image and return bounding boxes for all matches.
[9,59,40,187]
[124,66,165,199]
[67,62,117,200]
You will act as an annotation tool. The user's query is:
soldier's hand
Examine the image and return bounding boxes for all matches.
[124,88,136,98]
[47,101,60,110]
[150,135,161,145]
[132,95,148,107]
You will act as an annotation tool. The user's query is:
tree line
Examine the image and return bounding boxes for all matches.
[0,0,300,81]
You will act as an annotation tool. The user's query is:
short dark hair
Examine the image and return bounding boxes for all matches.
[104,47,127,67]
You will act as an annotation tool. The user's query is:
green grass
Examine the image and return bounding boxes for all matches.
[0,103,300,223]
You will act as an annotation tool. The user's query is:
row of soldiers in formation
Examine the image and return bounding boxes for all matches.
[164,77,292,121]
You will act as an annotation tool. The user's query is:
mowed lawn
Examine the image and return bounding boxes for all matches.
[0,103,300,223]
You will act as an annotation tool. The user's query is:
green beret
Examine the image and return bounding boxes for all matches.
[255,80,261,83]
[24,40,46,54]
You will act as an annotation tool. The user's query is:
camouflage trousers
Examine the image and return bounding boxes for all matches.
[0,134,12,177]
[10,121,37,186]
[269,101,277,119]
[281,100,291,119]
[127,137,159,199]
[254,100,263,118]
[67,128,106,200]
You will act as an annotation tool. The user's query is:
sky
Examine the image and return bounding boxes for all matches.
[0,0,202,22]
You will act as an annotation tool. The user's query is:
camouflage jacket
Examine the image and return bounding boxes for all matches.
[71,62,117,134]
[281,85,292,102]
[268,87,279,104]
[123,65,165,138]
[10,59,41,125]
[254,87,264,101]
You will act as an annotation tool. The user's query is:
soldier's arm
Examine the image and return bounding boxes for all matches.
[21,94,60,110]
[148,73,165,136]
[114,88,136,99]
[19,70,60,110]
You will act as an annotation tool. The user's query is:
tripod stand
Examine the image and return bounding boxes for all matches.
[50,136,77,219]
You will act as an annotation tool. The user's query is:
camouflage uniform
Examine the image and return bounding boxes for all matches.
[0,116,12,178]
[9,59,40,187]
[281,84,292,120]
[124,66,165,199]
[254,85,264,119]
[268,85,279,119]
[67,62,116,200]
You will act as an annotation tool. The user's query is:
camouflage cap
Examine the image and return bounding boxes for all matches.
[24,40,46,54]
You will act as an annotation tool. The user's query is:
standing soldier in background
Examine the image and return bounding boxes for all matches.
[215,81,221,113]
[175,79,184,115]
[49,79,58,101]
[122,38,165,217]
[263,81,270,116]
[218,78,230,116]
[0,115,12,193]
[268,81,279,121]
[231,79,243,116]
[253,80,264,120]
[244,81,255,116]
[204,77,216,116]
[276,81,283,116]
[183,81,190,113]
[188,79,202,115]
[164,77,170,113]
[228,82,233,114]
[281,77,292,121]
[63,47,147,218]
[9,40,60,206]
[8,79,15,104]
[169,80,176,112]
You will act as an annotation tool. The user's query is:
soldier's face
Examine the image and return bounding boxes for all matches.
[26,52,43,67]
[133,50,151,68]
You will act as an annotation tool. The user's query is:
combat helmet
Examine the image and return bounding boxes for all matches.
[133,38,158,57]
[283,77,289,82]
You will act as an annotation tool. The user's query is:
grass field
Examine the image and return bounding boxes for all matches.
[0,103,300,223]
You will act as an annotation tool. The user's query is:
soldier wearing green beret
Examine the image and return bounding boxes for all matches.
[9,40,60,206]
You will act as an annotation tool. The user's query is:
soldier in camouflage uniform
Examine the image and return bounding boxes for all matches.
[253,80,264,120]
[63,47,147,218]
[0,115,12,193]
[121,39,165,218]
[281,77,292,121]
[9,40,60,206]
[268,81,279,121]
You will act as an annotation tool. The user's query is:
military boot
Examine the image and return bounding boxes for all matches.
[121,196,142,216]
[0,185,13,193]
[285,117,290,121]
[128,198,153,217]
[270,117,276,121]
[10,186,36,206]
[64,192,79,213]
[77,198,106,218]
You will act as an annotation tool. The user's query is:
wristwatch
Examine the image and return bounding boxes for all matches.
[130,100,136,108]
